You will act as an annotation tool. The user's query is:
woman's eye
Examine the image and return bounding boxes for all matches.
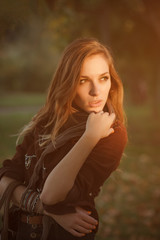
[80,79,86,84]
[101,76,109,81]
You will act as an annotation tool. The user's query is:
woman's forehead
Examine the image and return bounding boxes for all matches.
[80,54,109,76]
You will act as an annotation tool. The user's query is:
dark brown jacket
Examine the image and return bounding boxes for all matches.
[0,119,127,219]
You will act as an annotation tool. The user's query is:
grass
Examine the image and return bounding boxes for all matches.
[0,92,45,158]
[0,93,160,239]
[0,92,45,107]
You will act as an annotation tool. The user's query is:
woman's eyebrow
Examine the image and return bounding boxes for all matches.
[99,71,110,76]
[80,72,109,78]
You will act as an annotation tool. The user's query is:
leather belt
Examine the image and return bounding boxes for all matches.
[21,214,43,225]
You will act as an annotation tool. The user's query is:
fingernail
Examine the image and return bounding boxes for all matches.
[111,129,114,134]
[93,226,96,229]
[87,211,91,214]
[89,230,92,233]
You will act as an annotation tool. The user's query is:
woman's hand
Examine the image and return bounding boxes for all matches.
[44,207,98,237]
[85,111,115,143]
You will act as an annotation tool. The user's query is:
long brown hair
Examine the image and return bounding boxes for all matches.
[18,38,126,145]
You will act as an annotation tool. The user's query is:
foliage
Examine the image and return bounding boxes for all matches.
[0,0,160,112]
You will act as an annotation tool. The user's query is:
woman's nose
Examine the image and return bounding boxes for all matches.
[89,84,100,96]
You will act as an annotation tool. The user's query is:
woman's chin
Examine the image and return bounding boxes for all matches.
[87,107,104,113]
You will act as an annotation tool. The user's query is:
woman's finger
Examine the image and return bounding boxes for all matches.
[109,112,116,122]
[97,110,104,114]
[75,219,97,231]
[73,224,93,234]
[74,222,96,234]
[76,207,98,225]
[69,229,86,237]
[81,214,98,225]
[107,128,114,136]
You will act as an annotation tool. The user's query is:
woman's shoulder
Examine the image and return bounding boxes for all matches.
[17,124,39,149]
[97,119,128,151]
[113,120,127,138]
[87,120,127,168]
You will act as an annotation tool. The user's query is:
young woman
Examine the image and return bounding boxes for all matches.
[0,38,127,240]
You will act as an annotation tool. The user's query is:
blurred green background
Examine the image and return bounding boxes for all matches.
[0,0,160,239]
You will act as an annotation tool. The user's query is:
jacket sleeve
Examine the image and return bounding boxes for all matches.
[43,122,127,214]
[0,133,34,182]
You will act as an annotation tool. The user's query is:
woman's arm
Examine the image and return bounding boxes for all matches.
[40,112,115,205]
[0,177,97,236]
[0,176,26,207]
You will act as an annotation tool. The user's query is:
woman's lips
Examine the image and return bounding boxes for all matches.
[88,100,103,107]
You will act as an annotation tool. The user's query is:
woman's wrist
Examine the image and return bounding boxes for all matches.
[20,189,43,214]
[35,199,44,214]
[83,131,100,147]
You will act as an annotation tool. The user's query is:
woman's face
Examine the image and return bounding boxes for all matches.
[74,54,111,113]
